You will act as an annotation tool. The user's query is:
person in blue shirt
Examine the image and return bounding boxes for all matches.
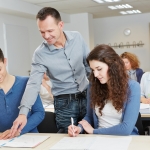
[68,44,140,136]
[0,48,45,139]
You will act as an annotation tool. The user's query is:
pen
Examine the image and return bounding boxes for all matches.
[71,117,75,137]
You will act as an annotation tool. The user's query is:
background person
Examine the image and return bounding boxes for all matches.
[40,73,54,106]
[140,72,150,104]
[120,52,144,83]
[68,45,140,136]
[10,7,90,135]
[0,48,44,139]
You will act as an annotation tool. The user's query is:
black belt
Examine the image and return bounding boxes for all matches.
[54,90,87,99]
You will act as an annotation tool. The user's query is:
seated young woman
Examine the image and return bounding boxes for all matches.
[68,44,140,136]
[0,48,45,139]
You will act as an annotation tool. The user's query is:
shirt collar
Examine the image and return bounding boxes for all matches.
[43,31,74,51]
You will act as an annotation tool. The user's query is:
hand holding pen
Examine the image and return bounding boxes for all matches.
[71,117,75,136]
[68,117,81,137]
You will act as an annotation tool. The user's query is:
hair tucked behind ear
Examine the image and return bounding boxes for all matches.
[87,44,129,115]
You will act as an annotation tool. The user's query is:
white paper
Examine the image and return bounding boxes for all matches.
[50,137,94,150]
[140,103,150,109]
[89,137,132,150]
[2,135,50,148]
[0,139,10,147]
[50,136,132,150]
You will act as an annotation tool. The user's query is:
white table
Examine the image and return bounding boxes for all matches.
[1,133,150,150]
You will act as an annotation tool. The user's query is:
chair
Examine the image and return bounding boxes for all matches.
[145,126,150,135]
[135,112,145,135]
[37,111,58,133]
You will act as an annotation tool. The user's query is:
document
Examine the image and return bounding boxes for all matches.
[140,103,150,109]
[50,136,132,150]
[0,135,50,148]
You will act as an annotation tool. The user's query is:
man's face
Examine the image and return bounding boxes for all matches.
[37,15,63,45]
[0,59,7,83]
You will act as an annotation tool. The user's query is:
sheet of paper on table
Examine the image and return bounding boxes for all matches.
[0,135,50,148]
[49,136,132,150]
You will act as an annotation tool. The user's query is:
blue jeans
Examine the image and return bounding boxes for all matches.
[54,93,87,133]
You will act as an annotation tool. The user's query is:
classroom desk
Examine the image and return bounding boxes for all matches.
[1,133,150,150]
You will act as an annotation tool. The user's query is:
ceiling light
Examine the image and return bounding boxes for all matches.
[108,4,133,10]
[120,10,141,15]
[120,11,127,15]
[93,0,121,3]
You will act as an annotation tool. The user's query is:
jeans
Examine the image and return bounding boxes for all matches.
[54,93,87,133]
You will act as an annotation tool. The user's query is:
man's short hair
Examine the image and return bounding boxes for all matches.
[0,48,4,62]
[36,7,61,23]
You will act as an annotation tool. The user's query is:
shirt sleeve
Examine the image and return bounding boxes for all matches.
[78,85,94,133]
[19,50,47,116]
[21,95,45,134]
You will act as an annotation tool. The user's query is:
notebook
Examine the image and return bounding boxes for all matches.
[0,134,50,148]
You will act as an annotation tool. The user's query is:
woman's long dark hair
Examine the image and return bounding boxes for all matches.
[87,44,129,115]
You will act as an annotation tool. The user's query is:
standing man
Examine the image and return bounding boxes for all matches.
[10,7,90,135]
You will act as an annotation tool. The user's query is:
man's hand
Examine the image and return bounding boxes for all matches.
[79,120,94,134]
[0,129,20,140]
[9,114,27,137]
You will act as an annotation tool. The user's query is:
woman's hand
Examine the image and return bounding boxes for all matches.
[68,125,81,137]
[79,120,94,134]
[0,129,20,140]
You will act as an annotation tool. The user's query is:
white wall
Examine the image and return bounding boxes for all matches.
[0,13,42,66]
[93,13,150,71]
[64,13,94,50]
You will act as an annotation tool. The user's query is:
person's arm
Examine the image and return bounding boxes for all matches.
[78,85,94,133]
[92,81,140,135]
[19,51,46,115]
[21,95,45,134]
[10,50,46,136]
[41,79,53,99]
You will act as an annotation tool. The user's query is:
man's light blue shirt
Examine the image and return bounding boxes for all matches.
[20,31,91,115]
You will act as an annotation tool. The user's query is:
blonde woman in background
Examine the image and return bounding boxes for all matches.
[120,52,144,83]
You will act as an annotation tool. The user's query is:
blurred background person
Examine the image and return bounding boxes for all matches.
[120,52,144,83]
[140,72,150,104]
[40,73,54,106]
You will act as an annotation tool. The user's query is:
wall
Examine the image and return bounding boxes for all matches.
[64,13,94,50]
[93,13,150,71]
[0,13,43,67]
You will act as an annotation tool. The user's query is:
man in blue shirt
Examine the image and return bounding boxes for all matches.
[10,7,90,134]
[0,48,44,139]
